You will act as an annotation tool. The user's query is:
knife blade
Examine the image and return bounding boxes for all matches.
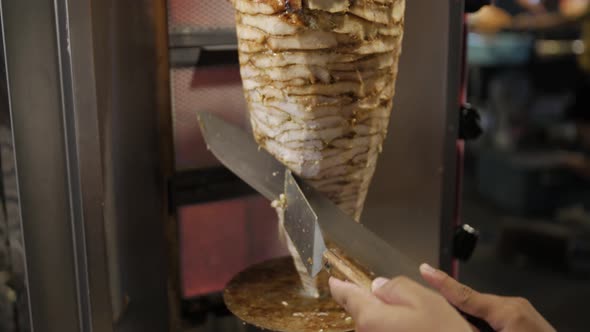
[284,170,374,291]
[282,169,326,278]
[196,111,285,202]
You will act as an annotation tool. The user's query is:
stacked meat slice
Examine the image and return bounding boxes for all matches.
[231,0,405,297]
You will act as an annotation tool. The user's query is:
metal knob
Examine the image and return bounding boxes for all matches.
[465,0,491,13]
[453,224,480,261]
[459,103,483,140]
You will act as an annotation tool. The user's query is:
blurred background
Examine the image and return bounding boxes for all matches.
[461,1,590,331]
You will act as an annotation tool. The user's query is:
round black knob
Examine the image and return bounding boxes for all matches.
[459,103,483,140]
[453,224,480,261]
[465,0,491,13]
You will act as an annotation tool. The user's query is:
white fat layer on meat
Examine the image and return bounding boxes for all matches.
[239,14,300,35]
[266,31,339,51]
[241,52,364,68]
[231,0,280,15]
[232,0,405,298]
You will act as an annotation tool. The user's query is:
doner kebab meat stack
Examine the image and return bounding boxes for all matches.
[230,0,406,297]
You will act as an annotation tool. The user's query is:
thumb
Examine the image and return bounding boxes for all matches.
[329,277,382,320]
[419,264,500,322]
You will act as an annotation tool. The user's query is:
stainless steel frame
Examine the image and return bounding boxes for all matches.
[363,0,465,272]
[1,0,173,331]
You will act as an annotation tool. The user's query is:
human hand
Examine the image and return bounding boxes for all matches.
[420,264,556,332]
[328,274,472,332]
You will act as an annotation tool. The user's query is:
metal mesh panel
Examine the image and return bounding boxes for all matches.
[171,67,249,170]
[168,0,236,32]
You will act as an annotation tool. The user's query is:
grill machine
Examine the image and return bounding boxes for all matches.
[0,0,485,331]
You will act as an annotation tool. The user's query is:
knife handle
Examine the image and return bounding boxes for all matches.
[323,249,373,291]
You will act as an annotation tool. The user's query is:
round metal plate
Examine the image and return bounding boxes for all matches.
[223,257,354,332]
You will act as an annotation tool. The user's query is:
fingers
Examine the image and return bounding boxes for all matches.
[330,277,412,332]
[371,277,389,291]
[329,277,382,319]
[372,276,429,306]
[419,263,499,320]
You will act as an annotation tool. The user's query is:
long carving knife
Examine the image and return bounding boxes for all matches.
[197,112,494,332]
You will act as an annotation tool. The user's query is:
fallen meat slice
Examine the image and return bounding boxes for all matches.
[230,0,405,297]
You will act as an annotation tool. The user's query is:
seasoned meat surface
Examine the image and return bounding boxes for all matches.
[231,0,405,297]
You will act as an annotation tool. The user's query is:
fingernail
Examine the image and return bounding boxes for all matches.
[419,263,437,275]
[329,276,345,288]
[371,277,388,291]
